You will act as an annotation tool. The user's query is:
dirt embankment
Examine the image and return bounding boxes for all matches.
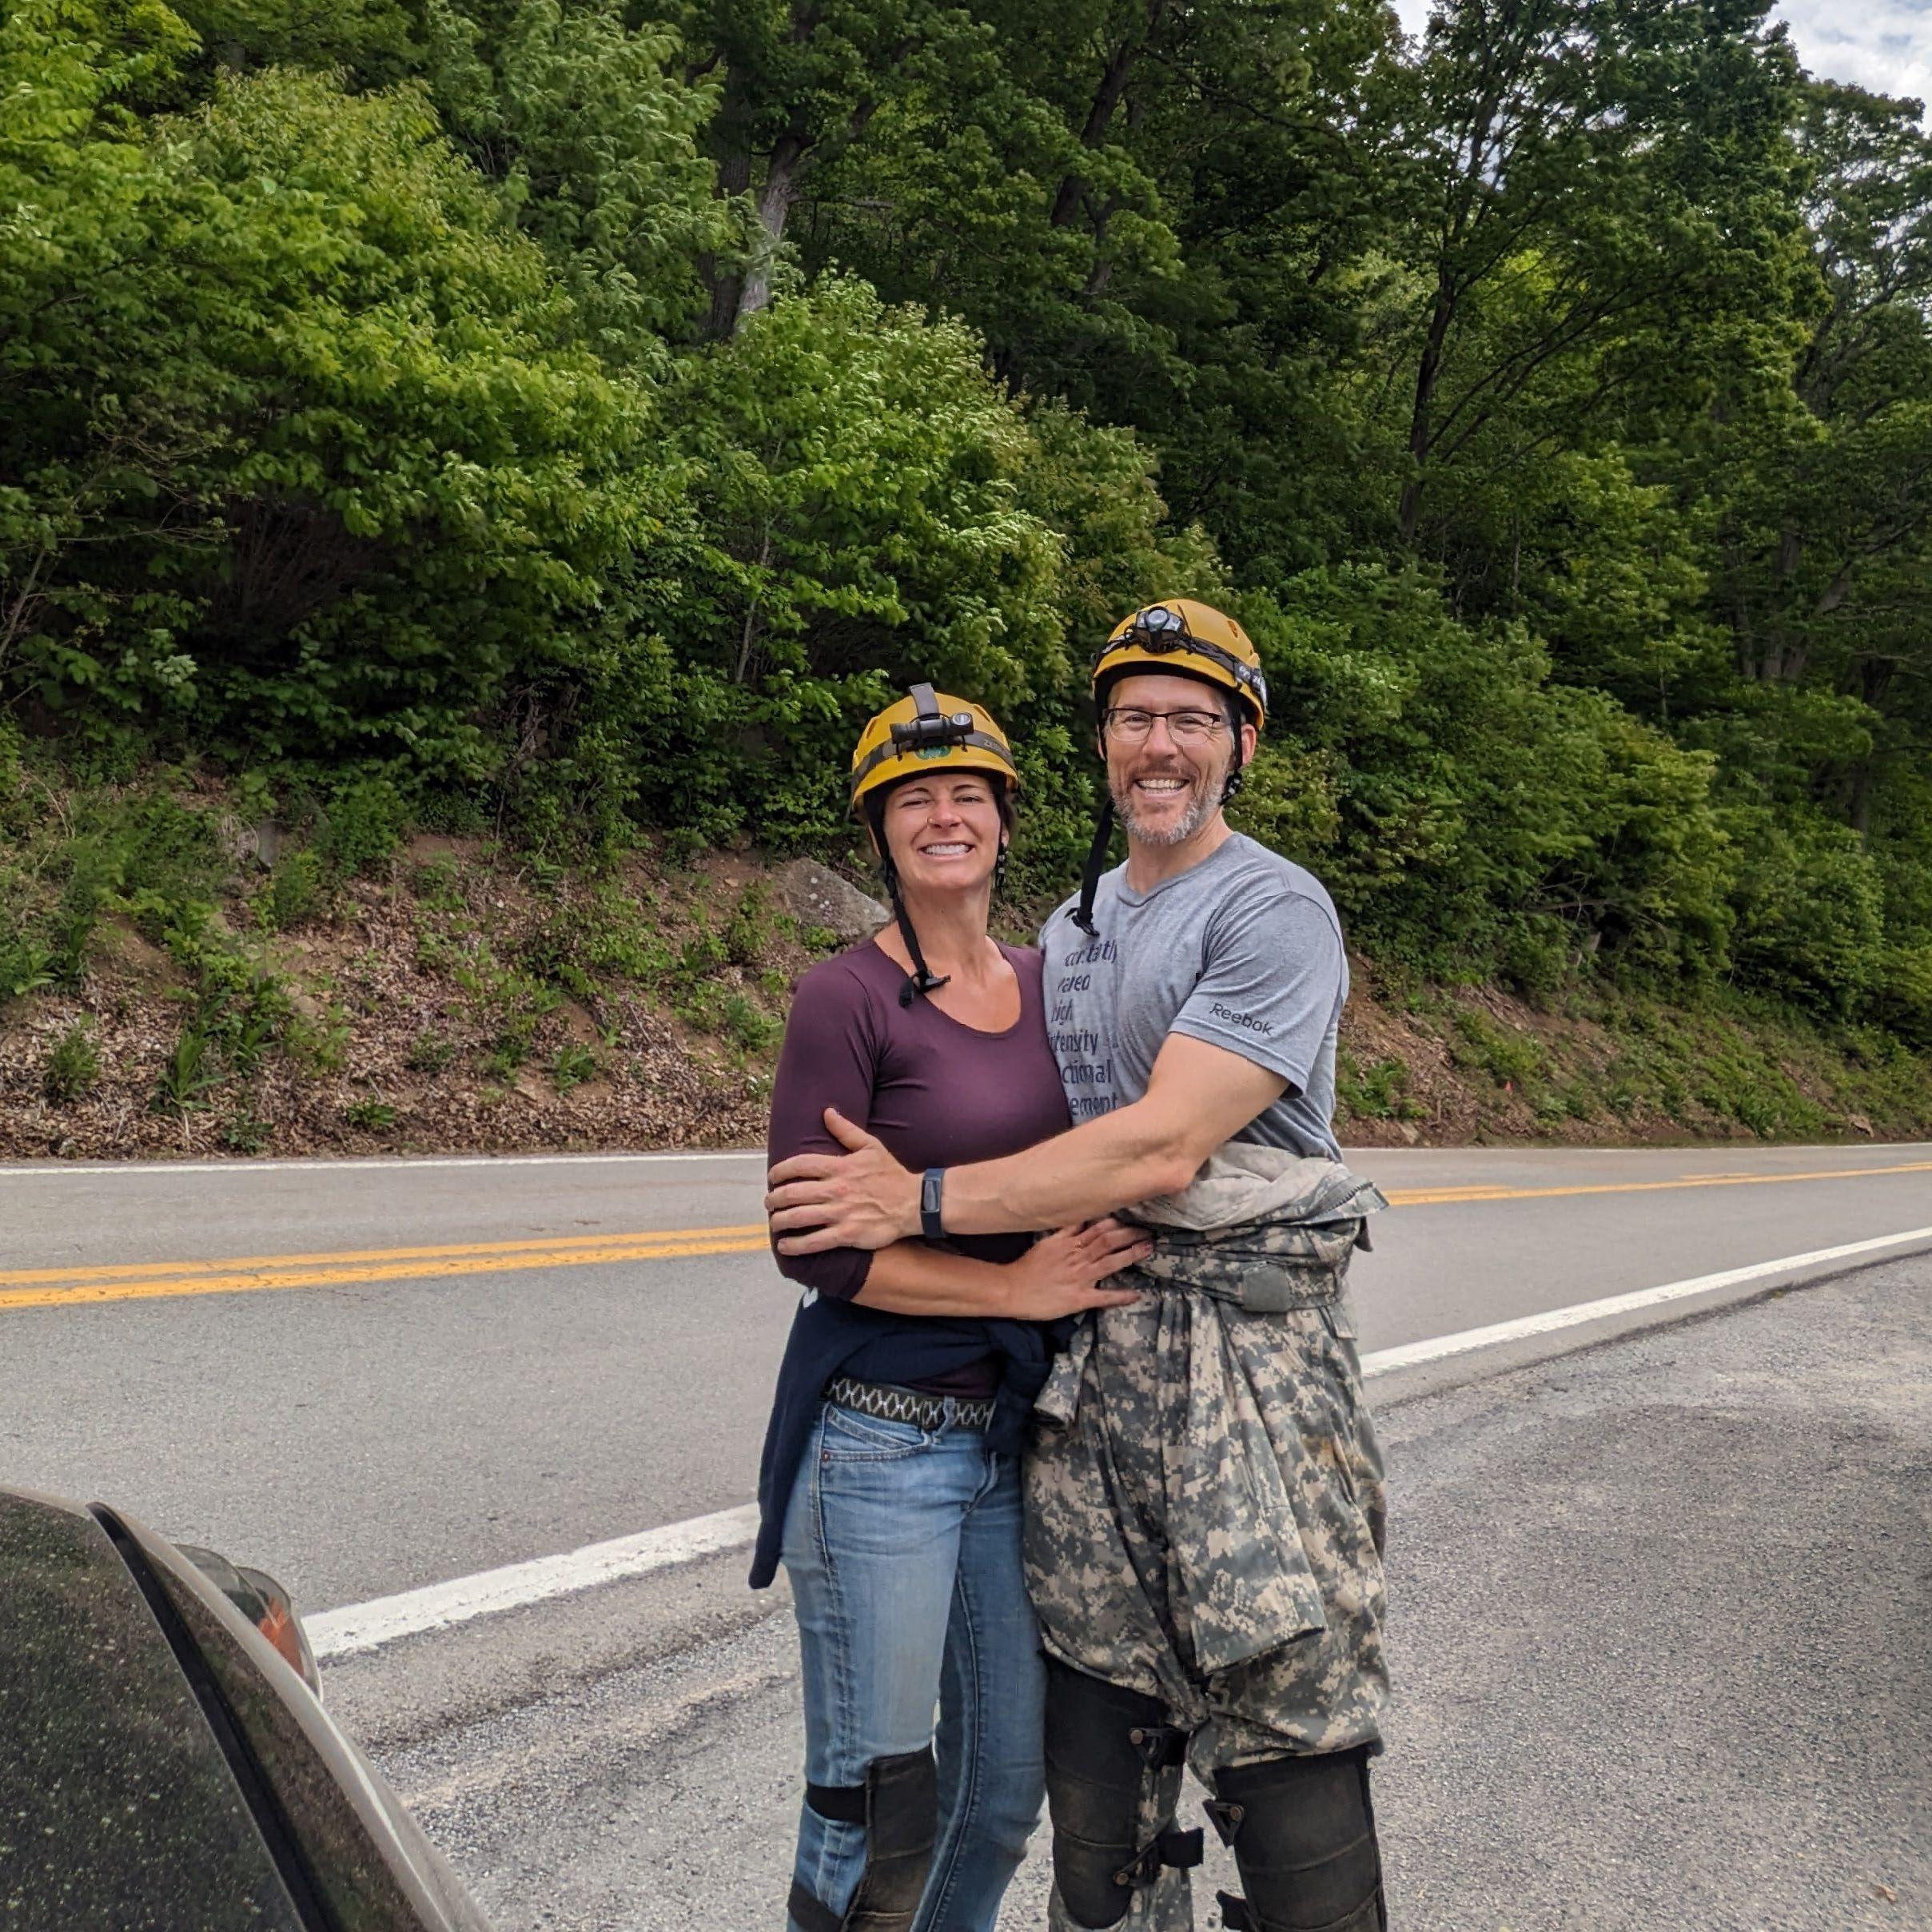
[3,829,1926,1162]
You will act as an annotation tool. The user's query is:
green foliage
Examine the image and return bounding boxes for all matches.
[1246,568,1734,981]
[551,1038,597,1092]
[315,779,408,878]
[723,882,773,968]
[43,1021,100,1102]
[153,1024,221,1115]
[720,992,778,1054]
[1730,806,1886,1016]
[644,277,1066,845]
[1451,1009,1546,1090]
[257,849,328,932]
[0,0,1927,1066]
[343,1096,398,1130]
[2,6,672,791]
[1336,1052,1419,1122]
[424,0,728,349]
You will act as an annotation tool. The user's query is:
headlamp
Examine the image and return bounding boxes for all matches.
[890,710,978,752]
[1093,604,1196,671]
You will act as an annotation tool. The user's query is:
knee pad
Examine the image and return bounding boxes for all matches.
[1205,1748,1384,1932]
[1044,1657,1203,1929]
[788,1747,938,1932]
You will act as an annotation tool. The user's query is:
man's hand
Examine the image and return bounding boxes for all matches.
[767,1109,922,1253]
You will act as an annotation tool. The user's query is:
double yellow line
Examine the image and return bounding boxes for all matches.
[4,1160,1928,1314]
[1387,1157,1932,1208]
[0,1225,768,1313]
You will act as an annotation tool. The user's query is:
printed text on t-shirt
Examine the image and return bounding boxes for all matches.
[1052,938,1118,1120]
[1209,1001,1274,1036]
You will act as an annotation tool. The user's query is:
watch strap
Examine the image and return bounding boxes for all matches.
[920,1168,946,1241]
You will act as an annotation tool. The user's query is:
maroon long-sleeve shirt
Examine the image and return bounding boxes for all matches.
[765,938,1072,1396]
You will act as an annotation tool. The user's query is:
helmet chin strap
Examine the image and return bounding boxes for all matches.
[1071,795,1115,938]
[1221,688,1249,802]
[892,897,951,1007]
[870,824,952,1007]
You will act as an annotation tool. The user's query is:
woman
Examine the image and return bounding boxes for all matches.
[751,684,1149,1932]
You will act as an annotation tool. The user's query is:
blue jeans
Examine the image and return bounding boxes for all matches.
[782,1399,1046,1932]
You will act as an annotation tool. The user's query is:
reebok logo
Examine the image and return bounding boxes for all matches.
[1211,1002,1273,1036]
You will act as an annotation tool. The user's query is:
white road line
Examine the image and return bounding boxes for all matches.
[0,1149,766,1178]
[8,1141,1929,1181]
[307,1221,1932,1663]
[1356,1221,1932,1374]
[306,1504,762,1659]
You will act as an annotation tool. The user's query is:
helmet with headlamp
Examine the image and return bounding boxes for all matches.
[1090,598,1267,729]
[1074,599,1265,938]
[849,683,1018,1005]
[850,684,1020,811]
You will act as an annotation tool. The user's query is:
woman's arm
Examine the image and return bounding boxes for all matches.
[765,962,886,1301]
[854,1222,1150,1321]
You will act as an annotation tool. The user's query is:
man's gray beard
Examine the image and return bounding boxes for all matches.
[1111,773,1217,846]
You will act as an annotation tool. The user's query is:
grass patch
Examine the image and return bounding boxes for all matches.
[43,1022,99,1102]
[1337,1051,1420,1121]
[1451,1006,1546,1088]
[552,1040,598,1093]
[256,848,329,932]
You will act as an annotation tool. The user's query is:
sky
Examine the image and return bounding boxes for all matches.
[1388,0,1932,114]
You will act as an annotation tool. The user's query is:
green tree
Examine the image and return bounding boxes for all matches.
[0,2,675,785]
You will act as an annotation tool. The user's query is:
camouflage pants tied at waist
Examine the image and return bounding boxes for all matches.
[1023,1277,1388,1932]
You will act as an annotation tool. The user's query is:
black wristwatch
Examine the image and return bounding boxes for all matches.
[921,1168,946,1241]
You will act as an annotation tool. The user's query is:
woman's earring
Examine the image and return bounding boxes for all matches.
[994,843,1010,894]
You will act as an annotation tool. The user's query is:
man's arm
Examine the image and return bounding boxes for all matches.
[767,1033,1285,1254]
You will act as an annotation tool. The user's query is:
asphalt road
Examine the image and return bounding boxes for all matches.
[2,1143,1928,1929]
[338,1255,1929,1932]
[1,1143,1928,1612]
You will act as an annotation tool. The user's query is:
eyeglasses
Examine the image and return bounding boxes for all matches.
[1101,707,1229,745]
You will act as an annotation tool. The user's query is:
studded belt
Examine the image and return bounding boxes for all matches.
[823,1376,996,1432]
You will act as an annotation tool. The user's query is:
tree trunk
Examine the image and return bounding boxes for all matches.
[1399,265,1457,546]
[735,131,810,329]
[1050,0,1166,229]
[704,65,756,339]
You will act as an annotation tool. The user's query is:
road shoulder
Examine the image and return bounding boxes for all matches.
[352,1255,1931,1930]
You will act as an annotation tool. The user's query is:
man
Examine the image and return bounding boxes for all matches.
[768,599,1388,1932]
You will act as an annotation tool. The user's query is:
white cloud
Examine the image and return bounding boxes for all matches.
[1385,0,1932,114]
[1775,0,1932,110]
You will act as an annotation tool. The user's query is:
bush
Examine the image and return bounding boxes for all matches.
[316,779,408,878]
[723,883,772,968]
[258,850,329,932]
[43,1021,100,1101]
[1246,568,1735,982]
[1729,806,1886,1017]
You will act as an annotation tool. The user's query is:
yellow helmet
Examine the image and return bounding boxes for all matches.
[850,683,1020,813]
[1092,598,1267,728]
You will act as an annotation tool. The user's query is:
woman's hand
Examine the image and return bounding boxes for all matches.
[1002,1218,1153,1320]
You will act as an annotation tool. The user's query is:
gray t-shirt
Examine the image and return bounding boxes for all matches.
[1038,832,1348,1159]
